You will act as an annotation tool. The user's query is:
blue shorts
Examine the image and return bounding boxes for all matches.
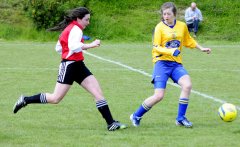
[151,61,188,89]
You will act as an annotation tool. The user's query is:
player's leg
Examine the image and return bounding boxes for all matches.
[144,89,165,106]
[130,61,168,127]
[172,65,192,127]
[80,75,127,131]
[175,75,192,127]
[178,75,192,99]
[13,83,71,113]
[130,88,165,127]
[81,75,103,101]
[46,60,74,103]
[13,60,74,113]
[46,83,71,103]
[177,75,192,120]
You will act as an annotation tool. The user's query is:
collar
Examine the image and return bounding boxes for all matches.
[162,19,176,28]
[71,20,84,30]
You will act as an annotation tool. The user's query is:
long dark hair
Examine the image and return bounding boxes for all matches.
[47,7,90,31]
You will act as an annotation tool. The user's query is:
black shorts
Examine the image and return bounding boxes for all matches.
[57,60,92,85]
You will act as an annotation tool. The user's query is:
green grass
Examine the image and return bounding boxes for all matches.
[1,41,240,146]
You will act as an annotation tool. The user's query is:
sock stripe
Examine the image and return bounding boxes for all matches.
[40,93,47,103]
[180,98,189,101]
[142,102,151,111]
[96,99,107,108]
[179,98,189,104]
[179,100,188,104]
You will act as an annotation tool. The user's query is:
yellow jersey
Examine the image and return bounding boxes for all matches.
[152,20,197,63]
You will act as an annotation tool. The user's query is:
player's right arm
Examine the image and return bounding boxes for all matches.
[153,25,178,56]
[196,44,211,54]
[68,26,100,51]
[82,39,101,50]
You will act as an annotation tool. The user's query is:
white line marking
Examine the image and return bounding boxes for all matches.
[84,51,240,110]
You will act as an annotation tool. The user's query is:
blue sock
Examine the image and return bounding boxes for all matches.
[134,102,151,118]
[177,98,189,121]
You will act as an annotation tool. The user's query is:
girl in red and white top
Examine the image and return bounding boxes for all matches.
[13,7,127,131]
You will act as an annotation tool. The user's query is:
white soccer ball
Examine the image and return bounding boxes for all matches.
[218,103,237,122]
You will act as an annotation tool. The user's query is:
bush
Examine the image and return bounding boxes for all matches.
[1,0,240,42]
[23,0,89,30]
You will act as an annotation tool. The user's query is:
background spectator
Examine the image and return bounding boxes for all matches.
[185,2,203,37]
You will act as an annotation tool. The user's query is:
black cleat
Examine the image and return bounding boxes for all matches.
[107,121,127,131]
[13,95,27,113]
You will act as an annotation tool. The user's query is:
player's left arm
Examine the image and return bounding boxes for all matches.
[82,39,100,50]
[182,22,211,54]
[196,44,211,54]
[183,23,197,48]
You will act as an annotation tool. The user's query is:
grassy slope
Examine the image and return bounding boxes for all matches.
[0,0,240,42]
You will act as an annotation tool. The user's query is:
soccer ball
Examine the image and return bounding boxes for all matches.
[218,103,237,122]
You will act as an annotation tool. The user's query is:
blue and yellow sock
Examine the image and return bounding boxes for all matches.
[134,102,151,118]
[177,98,189,121]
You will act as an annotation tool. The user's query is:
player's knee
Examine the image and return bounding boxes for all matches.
[182,83,192,92]
[51,99,61,104]
[48,95,63,104]
[153,93,164,102]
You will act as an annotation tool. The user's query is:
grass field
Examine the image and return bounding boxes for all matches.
[1,41,240,146]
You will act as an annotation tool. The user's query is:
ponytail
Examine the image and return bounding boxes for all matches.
[47,7,90,31]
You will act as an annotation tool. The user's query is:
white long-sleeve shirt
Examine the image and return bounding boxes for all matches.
[185,7,203,24]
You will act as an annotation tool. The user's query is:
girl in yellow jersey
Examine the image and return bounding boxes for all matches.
[130,2,211,128]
